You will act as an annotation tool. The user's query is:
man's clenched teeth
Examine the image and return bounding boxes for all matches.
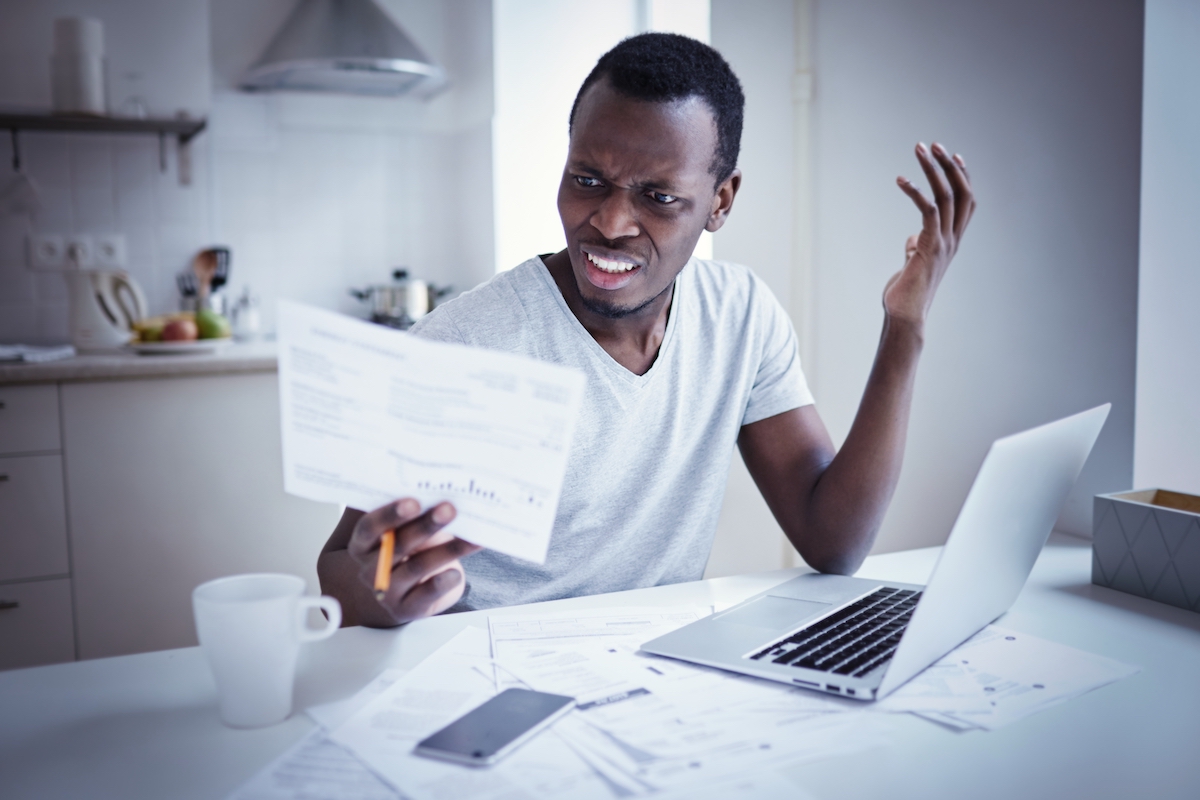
[587,252,639,273]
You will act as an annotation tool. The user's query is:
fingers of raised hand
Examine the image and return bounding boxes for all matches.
[348,498,423,560]
[931,144,974,240]
[916,143,955,236]
[897,175,936,221]
[952,152,977,234]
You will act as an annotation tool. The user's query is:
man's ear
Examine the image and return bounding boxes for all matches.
[705,168,741,233]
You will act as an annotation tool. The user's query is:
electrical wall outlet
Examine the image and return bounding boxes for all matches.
[28,234,67,269]
[93,234,127,268]
[28,233,125,270]
[64,236,95,268]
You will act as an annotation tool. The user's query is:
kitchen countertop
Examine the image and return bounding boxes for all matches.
[0,340,278,385]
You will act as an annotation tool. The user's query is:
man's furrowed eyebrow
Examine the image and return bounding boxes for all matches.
[566,162,686,194]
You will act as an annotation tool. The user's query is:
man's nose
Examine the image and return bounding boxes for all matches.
[590,190,640,240]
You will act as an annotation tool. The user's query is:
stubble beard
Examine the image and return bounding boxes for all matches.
[578,274,676,320]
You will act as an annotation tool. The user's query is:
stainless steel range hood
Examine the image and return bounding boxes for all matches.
[241,0,447,97]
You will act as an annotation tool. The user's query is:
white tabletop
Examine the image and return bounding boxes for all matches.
[1,533,1197,799]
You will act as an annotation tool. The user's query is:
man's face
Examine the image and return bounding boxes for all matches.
[557,80,730,318]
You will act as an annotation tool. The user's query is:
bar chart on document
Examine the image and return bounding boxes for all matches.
[277,301,586,564]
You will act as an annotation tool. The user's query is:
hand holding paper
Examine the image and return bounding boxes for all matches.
[278,301,586,564]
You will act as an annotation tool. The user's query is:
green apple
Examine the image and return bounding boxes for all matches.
[196,309,232,340]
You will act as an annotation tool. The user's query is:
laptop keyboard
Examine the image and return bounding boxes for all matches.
[749,587,921,678]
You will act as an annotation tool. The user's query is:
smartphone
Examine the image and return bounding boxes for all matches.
[413,688,575,766]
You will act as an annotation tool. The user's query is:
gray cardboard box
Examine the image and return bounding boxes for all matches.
[1093,489,1200,612]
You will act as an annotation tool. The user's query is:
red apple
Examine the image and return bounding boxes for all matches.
[161,318,198,341]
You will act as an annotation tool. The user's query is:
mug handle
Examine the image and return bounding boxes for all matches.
[296,595,342,642]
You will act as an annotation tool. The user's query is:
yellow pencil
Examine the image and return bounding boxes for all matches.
[374,530,395,601]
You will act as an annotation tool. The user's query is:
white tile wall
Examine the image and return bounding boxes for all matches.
[0,131,213,344]
[0,0,495,345]
[206,90,495,336]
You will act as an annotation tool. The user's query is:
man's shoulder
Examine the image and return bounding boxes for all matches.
[409,257,551,347]
[684,258,779,318]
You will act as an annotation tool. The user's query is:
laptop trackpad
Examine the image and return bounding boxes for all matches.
[714,596,831,633]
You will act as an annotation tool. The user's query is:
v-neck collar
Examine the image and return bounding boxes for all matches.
[534,255,685,388]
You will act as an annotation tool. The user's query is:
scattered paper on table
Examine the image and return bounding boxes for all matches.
[330,626,617,800]
[226,728,401,800]
[231,613,1140,800]
[488,606,711,695]
[306,668,408,732]
[873,661,990,713]
[910,625,1139,730]
[277,301,586,563]
[488,606,890,791]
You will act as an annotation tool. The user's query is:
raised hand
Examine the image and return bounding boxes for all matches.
[885,142,976,326]
[347,499,481,623]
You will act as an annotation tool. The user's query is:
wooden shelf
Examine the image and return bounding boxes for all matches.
[0,112,206,142]
[0,110,207,185]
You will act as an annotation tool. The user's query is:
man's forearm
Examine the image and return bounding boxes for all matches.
[316,548,403,629]
[799,316,924,573]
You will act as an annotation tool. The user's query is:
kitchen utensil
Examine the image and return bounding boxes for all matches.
[349,269,452,329]
[193,249,218,304]
[178,247,231,311]
[67,269,148,351]
[209,247,230,292]
[1,131,42,218]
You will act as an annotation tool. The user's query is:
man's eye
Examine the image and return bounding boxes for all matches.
[575,176,603,188]
[650,192,678,204]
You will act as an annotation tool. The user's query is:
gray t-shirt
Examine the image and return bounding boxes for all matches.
[410,256,813,610]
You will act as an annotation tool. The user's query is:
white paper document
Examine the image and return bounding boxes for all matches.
[277,301,586,563]
[330,627,618,800]
[306,668,409,732]
[227,728,400,800]
[911,625,1140,730]
[486,607,891,791]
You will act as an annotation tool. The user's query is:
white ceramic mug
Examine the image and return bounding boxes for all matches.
[192,573,341,728]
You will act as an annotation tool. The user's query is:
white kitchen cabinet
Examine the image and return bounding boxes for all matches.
[0,384,74,668]
[0,454,70,583]
[0,384,61,454]
[0,345,340,666]
[0,578,75,671]
[61,372,340,660]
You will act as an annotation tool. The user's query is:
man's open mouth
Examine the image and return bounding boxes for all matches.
[586,252,640,274]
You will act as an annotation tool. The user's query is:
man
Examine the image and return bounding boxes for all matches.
[318,33,974,627]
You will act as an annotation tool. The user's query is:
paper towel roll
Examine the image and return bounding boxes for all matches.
[51,18,106,115]
[54,17,104,57]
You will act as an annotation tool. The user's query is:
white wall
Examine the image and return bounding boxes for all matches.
[704,0,799,577]
[0,0,213,342]
[207,0,495,333]
[705,0,1144,569]
[0,0,494,342]
[810,0,1142,550]
[492,0,710,274]
[1134,0,1200,496]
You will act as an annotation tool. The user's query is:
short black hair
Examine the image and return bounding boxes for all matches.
[568,32,744,186]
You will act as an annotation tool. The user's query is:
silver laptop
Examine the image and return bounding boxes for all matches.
[641,404,1110,701]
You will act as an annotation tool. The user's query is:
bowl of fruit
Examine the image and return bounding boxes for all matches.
[129,309,233,354]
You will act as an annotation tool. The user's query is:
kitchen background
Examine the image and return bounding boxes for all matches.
[0,0,495,338]
[0,0,1196,664]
